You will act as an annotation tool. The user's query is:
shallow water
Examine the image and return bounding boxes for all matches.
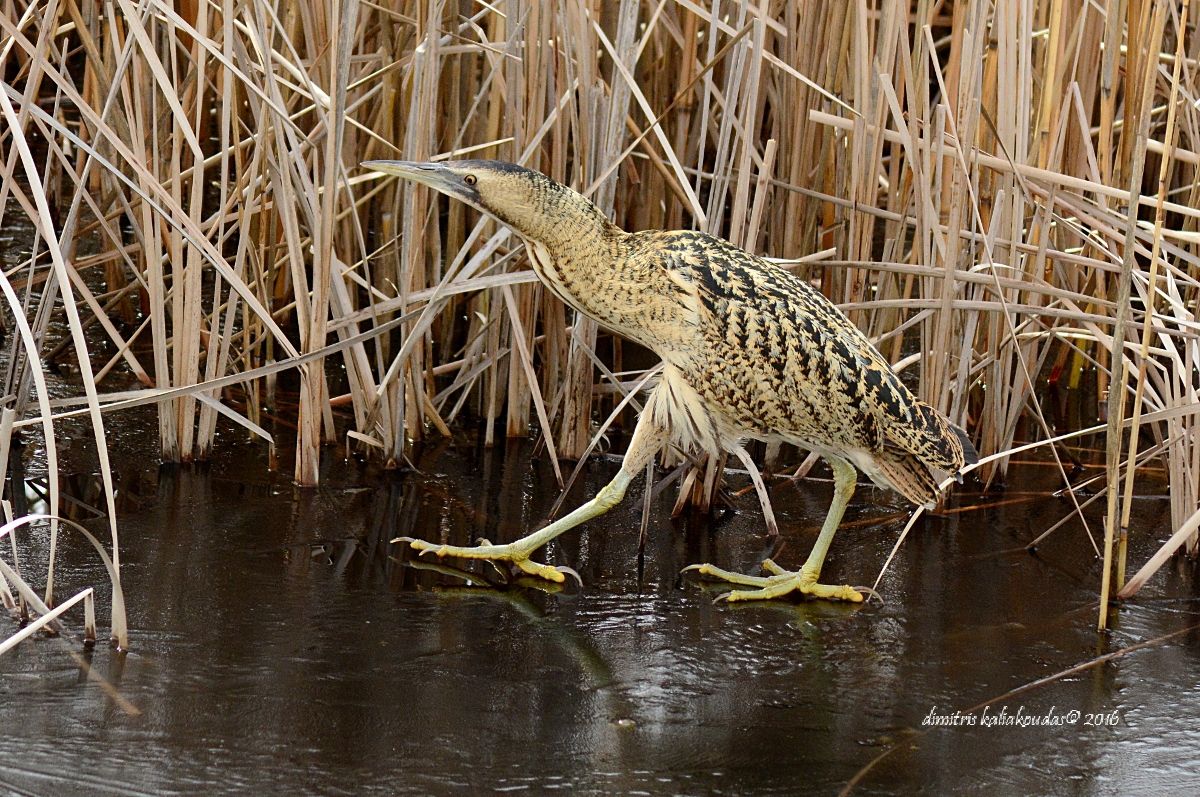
[2,435,1199,795]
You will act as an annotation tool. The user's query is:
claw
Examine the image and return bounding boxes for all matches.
[681,562,732,578]
[555,565,583,588]
[853,585,883,603]
[392,536,440,557]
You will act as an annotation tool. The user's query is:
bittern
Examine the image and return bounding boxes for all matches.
[366,159,977,603]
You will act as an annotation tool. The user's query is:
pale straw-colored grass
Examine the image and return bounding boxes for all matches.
[2,0,1198,650]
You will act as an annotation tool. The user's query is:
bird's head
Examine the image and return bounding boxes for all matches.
[363,159,615,249]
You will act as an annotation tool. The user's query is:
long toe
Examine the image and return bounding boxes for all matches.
[404,538,513,559]
[682,562,774,588]
[714,571,866,603]
[718,575,807,602]
[512,557,567,583]
[393,536,566,585]
[798,581,865,603]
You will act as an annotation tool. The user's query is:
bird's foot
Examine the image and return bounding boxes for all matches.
[683,558,867,603]
[392,535,581,586]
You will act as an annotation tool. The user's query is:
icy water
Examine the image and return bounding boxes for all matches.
[2,432,1199,795]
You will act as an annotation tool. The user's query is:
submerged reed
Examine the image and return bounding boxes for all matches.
[1,0,1197,646]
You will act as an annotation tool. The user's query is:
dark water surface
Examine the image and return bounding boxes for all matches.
[2,436,1199,795]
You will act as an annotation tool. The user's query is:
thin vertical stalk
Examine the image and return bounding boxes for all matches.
[1099,1,1165,631]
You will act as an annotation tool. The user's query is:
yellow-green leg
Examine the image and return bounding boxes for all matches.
[685,455,865,603]
[395,401,668,583]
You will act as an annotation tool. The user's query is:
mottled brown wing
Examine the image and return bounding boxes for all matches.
[661,231,974,474]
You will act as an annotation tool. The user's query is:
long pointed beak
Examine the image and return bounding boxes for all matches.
[362,160,475,203]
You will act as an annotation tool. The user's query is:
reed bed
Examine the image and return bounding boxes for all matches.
[1,0,1198,647]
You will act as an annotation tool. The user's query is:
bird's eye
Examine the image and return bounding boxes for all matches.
[463,174,478,186]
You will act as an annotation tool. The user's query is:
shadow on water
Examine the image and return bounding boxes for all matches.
[2,432,1200,795]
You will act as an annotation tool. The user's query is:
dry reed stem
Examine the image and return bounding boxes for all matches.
[1099,1,1166,631]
